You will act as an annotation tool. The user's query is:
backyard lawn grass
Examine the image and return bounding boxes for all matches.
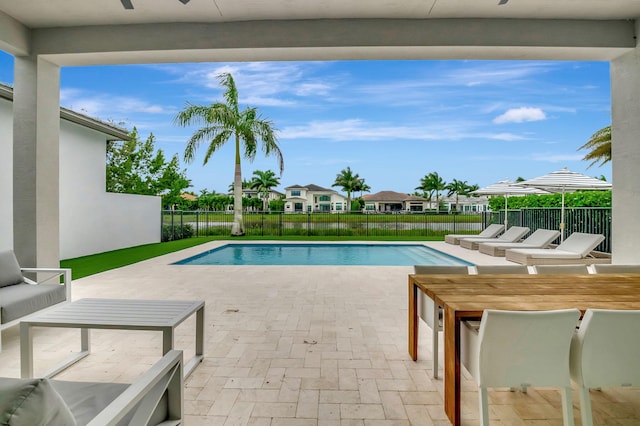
[61,235,444,279]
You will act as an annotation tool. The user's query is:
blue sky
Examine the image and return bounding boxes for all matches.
[0,51,612,195]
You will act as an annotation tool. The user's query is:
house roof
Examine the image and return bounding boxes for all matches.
[0,83,130,141]
[363,191,428,202]
[180,193,197,201]
[285,184,334,192]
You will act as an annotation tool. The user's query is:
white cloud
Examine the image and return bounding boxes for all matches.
[60,88,172,120]
[493,107,547,124]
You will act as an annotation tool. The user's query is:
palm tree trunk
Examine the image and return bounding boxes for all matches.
[232,135,244,236]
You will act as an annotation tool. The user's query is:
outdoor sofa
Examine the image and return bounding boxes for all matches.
[0,349,183,425]
[0,249,71,351]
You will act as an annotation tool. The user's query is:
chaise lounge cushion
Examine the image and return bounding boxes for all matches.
[0,377,77,426]
[0,250,24,288]
[0,283,66,324]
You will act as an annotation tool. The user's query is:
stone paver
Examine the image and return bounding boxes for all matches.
[1,241,639,425]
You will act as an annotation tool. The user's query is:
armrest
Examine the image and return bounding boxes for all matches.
[20,267,72,301]
[87,350,184,426]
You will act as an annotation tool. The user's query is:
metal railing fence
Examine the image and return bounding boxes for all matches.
[484,207,611,253]
[162,207,612,253]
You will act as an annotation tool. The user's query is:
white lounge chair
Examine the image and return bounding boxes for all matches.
[444,223,504,245]
[478,229,561,257]
[505,232,610,266]
[459,226,530,250]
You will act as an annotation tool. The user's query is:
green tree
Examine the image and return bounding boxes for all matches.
[332,167,362,213]
[416,172,447,211]
[174,72,284,236]
[353,179,371,197]
[445,178,473,212]
[106,128,190,206]
[579,125,611,168]
[250,169,280,211]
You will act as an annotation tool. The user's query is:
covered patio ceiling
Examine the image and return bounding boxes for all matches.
[1,1,639,65]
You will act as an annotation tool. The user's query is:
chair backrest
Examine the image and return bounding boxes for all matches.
[593,264,640,274]
[414,265,470,275]
[556,232,605,256]
[477,309,580,388]
[520,229,561,247]
[475,265,528,274]
[534,264,590,274]
[571,309,640,388]
[414,265,469,328]
[477,224,505,238]
[0,249,24,288]
[496,226,530,242]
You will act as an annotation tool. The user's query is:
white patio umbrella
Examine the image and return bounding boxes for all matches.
[471,179,549,228]
[518,167,612,242]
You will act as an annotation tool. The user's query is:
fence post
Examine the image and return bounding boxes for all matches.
[307,213,311,236]
[337,213,340,237]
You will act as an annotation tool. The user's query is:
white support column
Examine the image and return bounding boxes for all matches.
[13,56,60,267]
[611,38,640,264]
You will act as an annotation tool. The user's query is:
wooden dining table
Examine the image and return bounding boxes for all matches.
[408,273,640,426]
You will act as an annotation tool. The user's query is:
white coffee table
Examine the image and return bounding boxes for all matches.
[20,298,204,379]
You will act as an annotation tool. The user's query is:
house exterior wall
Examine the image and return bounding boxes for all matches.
[284,187,347,213]
[0,98,160,258]
[59,121,160,259]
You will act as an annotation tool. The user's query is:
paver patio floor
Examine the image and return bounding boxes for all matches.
[1,241,638,425]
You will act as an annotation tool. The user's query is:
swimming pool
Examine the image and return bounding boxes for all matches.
[174,243,474,266]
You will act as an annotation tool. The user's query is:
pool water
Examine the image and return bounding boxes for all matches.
[174,243,474,266]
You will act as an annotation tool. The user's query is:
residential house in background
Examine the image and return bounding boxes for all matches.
[284,184,348,213]
[441,194,490,213]
[362,191,430,213]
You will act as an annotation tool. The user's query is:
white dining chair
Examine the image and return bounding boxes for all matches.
[570,309,640,426]
[413,265,469,379]
[534,264,591,274]
[592,264,640,274]
[474,265,529,274]
[461,309,581,426]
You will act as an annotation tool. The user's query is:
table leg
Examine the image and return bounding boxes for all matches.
[163,327,173,355]
[408,278,418,360]
[195,306,204,357]
[20,323,33,378]
[444,306,461,426]
[81,328,90,352]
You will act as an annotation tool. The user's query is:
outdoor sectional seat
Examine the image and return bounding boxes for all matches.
[0,250,71,351]
[0,349,183,426]
[444,223,504,245]
[505,232,611,266]
[478,229,561,257]
[459,226,530,250]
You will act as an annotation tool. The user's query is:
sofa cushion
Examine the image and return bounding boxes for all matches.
[52,381,129,426]
[0,377,77,426]
[0,283,66,324]
[0,250,23,288]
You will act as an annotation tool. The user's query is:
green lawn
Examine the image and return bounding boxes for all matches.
[61,235,444,279]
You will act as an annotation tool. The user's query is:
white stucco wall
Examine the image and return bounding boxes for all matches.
[0,97,13,251]
[59,120,161,259]
[1,100,161,259]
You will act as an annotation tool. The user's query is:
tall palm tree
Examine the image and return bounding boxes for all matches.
[446,178,471,212]
[250,169,280,211]
[174,72,284,235]
[353,179,371,198]
[578,125,611,168]
[416,172,447,211]
[332,167,362,212]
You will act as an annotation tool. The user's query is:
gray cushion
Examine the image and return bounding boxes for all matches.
[0,250,23,288]
[0,377,77,426]
[0,283,66,324]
